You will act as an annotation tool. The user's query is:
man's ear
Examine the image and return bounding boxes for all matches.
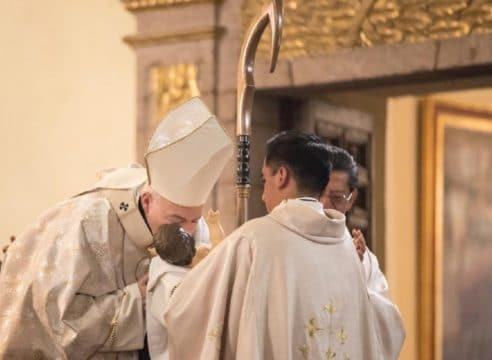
[348,188,358,211]
[140,191,152,214]
[275,166,290,190]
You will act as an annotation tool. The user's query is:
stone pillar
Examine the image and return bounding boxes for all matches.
[121,0,226,216]
[121,0,224,160]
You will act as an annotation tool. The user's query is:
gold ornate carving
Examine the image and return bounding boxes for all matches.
[150,64,200,128]
[242,0,492,58]
[122,0,219,11]
[123,26,225,48]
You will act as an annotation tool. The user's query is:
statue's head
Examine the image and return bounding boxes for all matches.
[152,223,196,266]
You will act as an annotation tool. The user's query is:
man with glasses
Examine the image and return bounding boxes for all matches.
[320,145,389,297]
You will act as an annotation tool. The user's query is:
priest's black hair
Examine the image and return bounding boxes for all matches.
[325,145,359,191]
[265,130,331,197]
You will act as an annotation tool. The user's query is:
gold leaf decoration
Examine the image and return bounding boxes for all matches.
[242,0,492,59]
[122,0,218,11]
[150,64,200,128]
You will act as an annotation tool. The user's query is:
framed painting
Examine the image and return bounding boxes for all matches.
[420,99,492,360]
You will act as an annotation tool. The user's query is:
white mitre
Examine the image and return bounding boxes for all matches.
[145,97,233,207]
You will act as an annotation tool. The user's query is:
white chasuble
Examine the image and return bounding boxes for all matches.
[164,199,405,360]
[0,167,152,359]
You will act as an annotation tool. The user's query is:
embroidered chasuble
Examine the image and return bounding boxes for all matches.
[164,199,405,360]
[0,167,152,359]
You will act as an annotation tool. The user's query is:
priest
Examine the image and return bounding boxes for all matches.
[0,97,232,359]
[320,145,389,298]
[164,131,404,360]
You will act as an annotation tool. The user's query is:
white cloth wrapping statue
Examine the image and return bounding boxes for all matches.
[147,259,188,360]
[164,199,405,360]
[146,218,210,360]
[0,167,151,359]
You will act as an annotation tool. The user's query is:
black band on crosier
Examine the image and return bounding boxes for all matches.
[236,135,250,186]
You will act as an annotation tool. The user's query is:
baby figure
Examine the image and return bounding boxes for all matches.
[146,218,209,360]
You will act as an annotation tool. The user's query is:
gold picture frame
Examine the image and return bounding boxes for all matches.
[420,99,492,360]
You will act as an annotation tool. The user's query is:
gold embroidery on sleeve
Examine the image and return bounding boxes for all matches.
[108,319,119,348]
[106,292,127,349]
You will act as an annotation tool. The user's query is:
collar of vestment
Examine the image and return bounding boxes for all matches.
[104,187,153,249]
[268,197,346,244]
[85,166,154,249]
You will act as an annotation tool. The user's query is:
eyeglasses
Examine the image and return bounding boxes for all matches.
[326,192,353,207]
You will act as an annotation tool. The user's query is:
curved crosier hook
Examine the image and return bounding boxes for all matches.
[236,0,283,226]
[237,0,283,137]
